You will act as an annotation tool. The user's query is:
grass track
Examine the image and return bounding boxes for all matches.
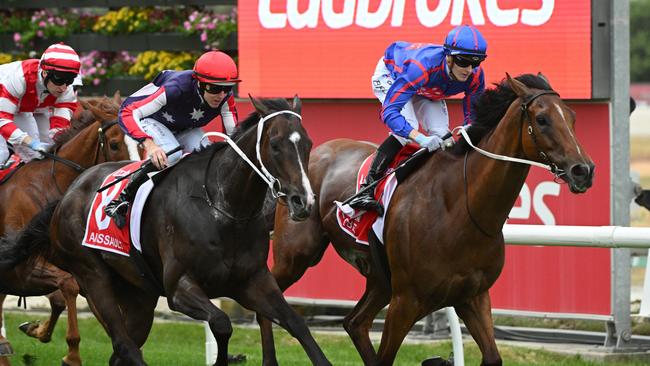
[2,312,649,365]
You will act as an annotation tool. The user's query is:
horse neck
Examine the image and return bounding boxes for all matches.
[208,128,268,218]
[57,121,102,166]
[463,101,531,233]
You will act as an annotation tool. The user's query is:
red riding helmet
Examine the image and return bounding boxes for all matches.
[40,43,81,74]
[193,51,241,85]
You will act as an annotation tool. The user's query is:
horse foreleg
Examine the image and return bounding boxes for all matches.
[240,271,331,366]
[377,290,423,366]
[73,264,147,366]
[168,274,232,366]
[0,294,13,366]
[18,291,65,343]
[58,276,81,366]
[454,291,502,366]
[343,278,390,366]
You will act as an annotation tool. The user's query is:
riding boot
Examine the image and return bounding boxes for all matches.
[104,163,158,228]
[348,135,402,216]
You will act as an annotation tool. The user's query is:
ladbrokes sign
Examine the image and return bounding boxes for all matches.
[239,0,591,99]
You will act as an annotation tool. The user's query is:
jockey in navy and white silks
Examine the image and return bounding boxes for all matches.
[105,50,241,228]
[0,43,80,168]
[348,25,488,215]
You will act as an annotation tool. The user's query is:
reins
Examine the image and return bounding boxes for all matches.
[49,119,119,194]
[199,110,302,221]
[459,90,561,237]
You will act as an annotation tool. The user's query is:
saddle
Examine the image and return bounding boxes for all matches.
[0,154,25,184]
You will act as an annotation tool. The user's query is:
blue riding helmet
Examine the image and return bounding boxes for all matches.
[444,25,488,59]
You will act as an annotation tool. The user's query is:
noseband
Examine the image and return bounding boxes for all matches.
[519,90,563,176]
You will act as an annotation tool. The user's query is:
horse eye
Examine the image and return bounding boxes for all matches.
[536,116,549,127]
[270,141,280,152]
[109,142,120,150]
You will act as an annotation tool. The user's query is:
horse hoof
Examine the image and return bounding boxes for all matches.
[0,339,14,356]
[228,354,246,364]
[421,356,452,366]
[18,321,38,335]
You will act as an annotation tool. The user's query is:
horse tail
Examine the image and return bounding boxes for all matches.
[0,201,58,271]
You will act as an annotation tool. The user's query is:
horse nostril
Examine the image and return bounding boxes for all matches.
[570,164,591,179]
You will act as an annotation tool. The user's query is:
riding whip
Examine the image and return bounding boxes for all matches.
[97,145,183,193]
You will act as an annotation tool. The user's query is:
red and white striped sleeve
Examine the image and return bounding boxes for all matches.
[118,83,168,142]
[0,62,28,144]
[220,93,238,135]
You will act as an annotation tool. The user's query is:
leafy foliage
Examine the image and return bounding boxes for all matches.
[631,0,650,82]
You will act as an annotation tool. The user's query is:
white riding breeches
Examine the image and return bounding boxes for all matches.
[138,118,209,166]
[371,58,449,145]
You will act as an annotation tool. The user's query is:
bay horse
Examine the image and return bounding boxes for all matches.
[258,74,595,365]
[0,94,130,366]
[0,97,331,365]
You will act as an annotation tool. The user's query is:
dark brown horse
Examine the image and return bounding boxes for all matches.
[0,94,130,366]
[0,97,331,365]
[258,74,595,365]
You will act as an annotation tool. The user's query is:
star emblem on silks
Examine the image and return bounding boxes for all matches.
[190,108,205,121]
[162,111,174,123]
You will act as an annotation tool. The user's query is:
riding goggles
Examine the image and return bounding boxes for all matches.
[453,55,484,68]
[48,71,77,86]
[200,82,233,94]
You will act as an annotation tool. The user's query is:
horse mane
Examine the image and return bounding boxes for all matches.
[52,96,120,149]
[192,98,294,157]
[450,73,553,155]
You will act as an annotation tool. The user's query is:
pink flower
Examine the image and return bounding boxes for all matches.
[200,31,207,42]
[189,13,197,22]
[93,78,101,86]
[207,22,215,30]
[39,21,46,27]
[99,69,106,75]
[184,21,191,30]
[13,33,21,42]
[37,30,44,37]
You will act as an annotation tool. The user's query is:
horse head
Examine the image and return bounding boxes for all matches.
[506,73,594,193]
[250,95,315,221]
[69,95,130,163]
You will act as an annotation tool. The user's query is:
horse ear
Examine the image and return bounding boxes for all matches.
[292,94,302,115]
[81,99,105,121]
[537,72,552,88]
[506,73,531,98]
[79,99,91,111]
[249,94,270,116]
[113,90,121,105]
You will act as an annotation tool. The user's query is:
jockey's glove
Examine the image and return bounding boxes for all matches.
[414,134,443,152]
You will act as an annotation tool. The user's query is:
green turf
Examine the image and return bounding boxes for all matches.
[2,312,648,365]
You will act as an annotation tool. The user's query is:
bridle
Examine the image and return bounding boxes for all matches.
[460,90,562,237]
[50,119,119,194]
[200,110,303,221]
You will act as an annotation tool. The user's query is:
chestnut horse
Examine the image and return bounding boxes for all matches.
[0,94,130,366]
[258,74,595,365]
[0,97,331,365]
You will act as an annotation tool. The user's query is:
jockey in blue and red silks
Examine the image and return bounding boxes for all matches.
[105,50,241,228]
[0,43,80,169]
[348,24,488,215]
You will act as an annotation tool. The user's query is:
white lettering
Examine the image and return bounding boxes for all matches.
[322,0,355,29]
[415,0,451,28]
[257,0,555,29]
[95,183,123,230]
[509,181,560,225]
[486,0,518,27]
[521,0,554,26]
[258,0,287,29]
[509,183,531,220]
[356,0,394,29]
[451,0,485,26]
[533,181,560,225]
[287,0,320,29]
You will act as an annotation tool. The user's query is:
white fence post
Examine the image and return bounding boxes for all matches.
[445,307,465,366]
[640,249,650,316]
